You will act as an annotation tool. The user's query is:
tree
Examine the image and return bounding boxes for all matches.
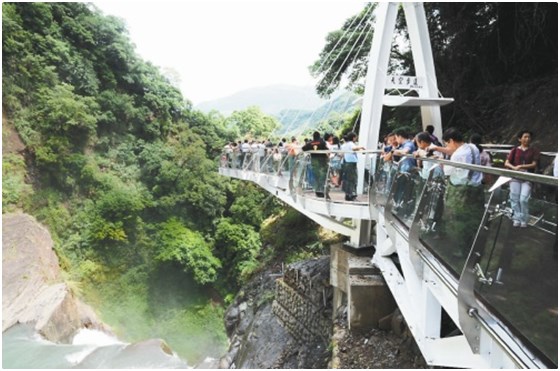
[224,106,279,139]
[312,3,558,135]
[155,218,221,285]
[214,218,261,287]
[309,3,376,98]
[137,131,227,230]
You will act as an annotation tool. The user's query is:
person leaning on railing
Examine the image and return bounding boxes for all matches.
[437,127,485,258]
[414,131,444,179]
[391,128,418,214]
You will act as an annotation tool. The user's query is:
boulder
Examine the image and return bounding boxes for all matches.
[2,213,109,342]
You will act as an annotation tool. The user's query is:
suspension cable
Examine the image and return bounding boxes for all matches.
[281,3,375,138]
[316,13,373,133]
[278,6,367,137]
[302,4,374,133]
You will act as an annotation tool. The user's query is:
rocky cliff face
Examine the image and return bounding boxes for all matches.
[219,258,331,369]
[219,255,428,369]
[2,213,110,342]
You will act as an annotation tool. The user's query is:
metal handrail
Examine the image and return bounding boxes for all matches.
[409,154,558,186]
[220,149,558,189]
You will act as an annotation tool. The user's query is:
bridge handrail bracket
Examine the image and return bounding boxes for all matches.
[464,305,547,369]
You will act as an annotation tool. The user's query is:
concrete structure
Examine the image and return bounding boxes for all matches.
[329,244,396,331]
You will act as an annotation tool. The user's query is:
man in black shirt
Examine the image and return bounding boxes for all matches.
[302,131,329,197]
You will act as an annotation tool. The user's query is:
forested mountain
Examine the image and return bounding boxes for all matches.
[197,85,360,138]
[3,3,334,363]
[275,90,360,137]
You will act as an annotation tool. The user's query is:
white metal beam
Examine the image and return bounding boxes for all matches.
[402,2,445,140]
[357,2,398,192]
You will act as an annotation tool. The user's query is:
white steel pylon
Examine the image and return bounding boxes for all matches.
[356,2,452,205]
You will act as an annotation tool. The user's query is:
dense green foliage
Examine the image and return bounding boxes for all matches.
[311,3,558,142]
[155,218,221,285]
[224,105,279,139]
[2,2,304,363]
[2,1,273,285]
[309,3,376,98]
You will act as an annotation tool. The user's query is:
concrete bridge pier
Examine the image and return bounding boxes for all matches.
[330,243,396,331]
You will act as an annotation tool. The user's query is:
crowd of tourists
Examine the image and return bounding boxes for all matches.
[221,127,553,233]
[221,131,368,201]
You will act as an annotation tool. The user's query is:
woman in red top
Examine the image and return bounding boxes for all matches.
[504,130,540,228]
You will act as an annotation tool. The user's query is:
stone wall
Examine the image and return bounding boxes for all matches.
[272,257,332,344]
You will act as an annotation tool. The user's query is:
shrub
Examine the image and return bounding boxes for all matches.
[155,218,221,285]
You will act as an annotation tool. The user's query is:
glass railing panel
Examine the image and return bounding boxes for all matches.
[302,152,329,197]
[269,151,285,175]
[416,161,486,276]
[259,151,276,174]
[289,153,311,197]
[472,176,558,366]
[230,151,240,169]
[372,157,399,206]
[239,152,252,170]
[359,153,377,197]
[388,160,432,228]
[220,151,229,168]
[325,152,344,201]
[219,150,236,169]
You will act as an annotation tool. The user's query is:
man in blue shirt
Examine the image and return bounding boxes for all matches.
[390,128,417,214]
[392,128,417,172]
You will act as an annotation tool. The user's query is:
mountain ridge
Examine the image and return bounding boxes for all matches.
[195,84,328,115]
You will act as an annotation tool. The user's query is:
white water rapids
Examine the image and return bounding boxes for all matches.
[2,324,190,368]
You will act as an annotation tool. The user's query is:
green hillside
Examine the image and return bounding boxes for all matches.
[275,91,360,137]
[2,3,335,363]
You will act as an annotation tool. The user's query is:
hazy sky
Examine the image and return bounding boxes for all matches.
[93,1,366,105]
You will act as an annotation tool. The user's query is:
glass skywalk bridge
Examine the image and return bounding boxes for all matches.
[219,151,558,368]
[219,149,558,368]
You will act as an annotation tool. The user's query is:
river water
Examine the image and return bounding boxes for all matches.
[2,324,191,368]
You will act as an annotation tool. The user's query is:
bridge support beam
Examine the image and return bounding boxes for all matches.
[348,219,373,248]
[402,2,444,139]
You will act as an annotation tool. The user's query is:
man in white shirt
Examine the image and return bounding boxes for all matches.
[250,141,260,171]
[241,140,251,168]
[341,131,365,201]
[442,131,482,186]
[439,128,484,263]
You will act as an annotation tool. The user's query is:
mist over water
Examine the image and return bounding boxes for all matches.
[2,324,189,369]
[86,264,228,364]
